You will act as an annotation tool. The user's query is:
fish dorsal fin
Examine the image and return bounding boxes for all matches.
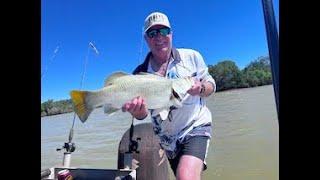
[137,72,152,75]
[104,71,129,86]
[137,72,165,79]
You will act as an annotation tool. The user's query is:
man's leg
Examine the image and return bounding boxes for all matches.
[176,155,203,180]
[169,136,210,180]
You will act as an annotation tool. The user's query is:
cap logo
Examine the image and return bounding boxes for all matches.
[149,14,165,24]
[144,12,170,32]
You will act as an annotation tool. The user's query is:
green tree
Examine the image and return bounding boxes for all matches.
[208,60,242,91]
[242,56,272,87]
[42,99,54,114]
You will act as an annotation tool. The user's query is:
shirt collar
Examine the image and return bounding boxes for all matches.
[171,47,181,62]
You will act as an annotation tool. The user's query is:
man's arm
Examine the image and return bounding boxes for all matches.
[187,79,215,97]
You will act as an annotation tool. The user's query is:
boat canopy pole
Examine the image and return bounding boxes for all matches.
[261,0,279,119]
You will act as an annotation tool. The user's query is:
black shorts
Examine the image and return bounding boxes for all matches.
[168,136,210,176]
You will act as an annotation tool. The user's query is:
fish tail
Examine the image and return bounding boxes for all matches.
[70,90,93,123]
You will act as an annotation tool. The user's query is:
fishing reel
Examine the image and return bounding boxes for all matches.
[128,137,141,154]
[56,128,76,153]
[128,119,141,154]
[121,118,141,170]
[122,136,141,170]
[56,142,76,153]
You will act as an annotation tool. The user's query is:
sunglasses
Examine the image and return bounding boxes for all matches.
[146,27,171,38]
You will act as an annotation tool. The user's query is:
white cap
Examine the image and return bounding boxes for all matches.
[144,12,171,33]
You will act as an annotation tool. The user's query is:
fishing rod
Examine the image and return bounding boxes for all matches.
[56,42,99,167]
[122,27,145,169]
[261,0,279,120]
[128,27,145,151]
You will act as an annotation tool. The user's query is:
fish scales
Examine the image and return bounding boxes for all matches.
[70,72,193,122]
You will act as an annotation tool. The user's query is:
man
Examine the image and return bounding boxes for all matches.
[122,12,216,180]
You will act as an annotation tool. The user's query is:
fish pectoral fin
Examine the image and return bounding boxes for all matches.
[103,104,119,116]
[70,90,93,123]
[104,71,129,87]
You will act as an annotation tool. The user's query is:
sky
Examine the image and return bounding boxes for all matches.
[41,0,279,102]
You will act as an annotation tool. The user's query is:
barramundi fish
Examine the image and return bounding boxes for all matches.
[70,72,194,123]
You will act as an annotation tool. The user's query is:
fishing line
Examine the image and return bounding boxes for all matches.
[41,45,60,80]
[56,42,99,167]
[128,26,145,150]
[69,42,92,142]
[138,26,145,63]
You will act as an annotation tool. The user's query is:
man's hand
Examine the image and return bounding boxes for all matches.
[122,96,148,120]
[187,78,202,96]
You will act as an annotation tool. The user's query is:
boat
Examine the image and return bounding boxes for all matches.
[41,123,169,180]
